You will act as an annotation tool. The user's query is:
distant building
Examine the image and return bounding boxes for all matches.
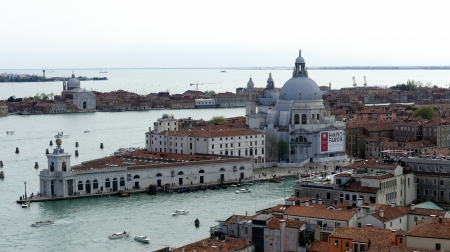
[61,71,96,111]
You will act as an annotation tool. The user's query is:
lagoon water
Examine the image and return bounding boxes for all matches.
[1,68,450,99]
[0,108,297,251]
[1,68,450,251]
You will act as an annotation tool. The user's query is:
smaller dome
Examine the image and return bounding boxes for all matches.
[295,56,305,64]
[67,73,80,89]
[247,78,254,89]
[267,73,273,82]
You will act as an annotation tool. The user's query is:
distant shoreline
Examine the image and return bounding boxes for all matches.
[1,66,450,71]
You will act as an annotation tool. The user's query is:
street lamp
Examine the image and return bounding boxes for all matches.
[24,181,27,199]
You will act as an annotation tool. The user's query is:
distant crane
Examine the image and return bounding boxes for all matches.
[363,76,367,88]
[352,76,357,87]
[189,82,221,99]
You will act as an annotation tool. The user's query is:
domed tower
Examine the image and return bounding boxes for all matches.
[258,73,279,108]
[266,50,346,165]
[67,71,81,90]
[245,77,257,124]
[40,133,74,197]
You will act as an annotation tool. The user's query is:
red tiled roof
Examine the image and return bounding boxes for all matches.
[362,173,394,180]
[283,205,356,221]
[264,217,304,229]
[173,237,252,252]
[308,241,329,252]
[406,217,450,239]
[344,181,379,194]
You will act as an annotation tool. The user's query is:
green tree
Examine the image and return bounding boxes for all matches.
[277,140,288,162]
[265,133,278,162]
[412,107,434,120]
[209,116,225,125]
[204,90,216,96]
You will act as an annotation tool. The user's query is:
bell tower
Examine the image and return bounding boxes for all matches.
[245,77,257,124]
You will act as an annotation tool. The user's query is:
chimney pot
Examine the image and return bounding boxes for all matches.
[410,204,415,211]
[380,210,384,218]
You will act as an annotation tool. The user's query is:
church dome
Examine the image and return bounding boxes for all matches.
[247,78,254,89]
[279,76,321,101]
[279,50,321,101]
[67,73,80,89]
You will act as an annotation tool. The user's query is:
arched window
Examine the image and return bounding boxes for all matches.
[62,162,66,172]
[134,175,140,179]
[295,136,308,142]
[302,114,307,124]
[219,168,225,172]
[120,177,125,186]
[93,179,98,189]
[312,114,315,119]
[78,181,83,190]
[294,114,299,124]
[317,114,320,121]
[199,170,205,173]
[178,171,184,175]
[240,166,245,170]
[105,178,110,188]
[156,173,162,177]
[225,150,228,155]
[113,178,117,182]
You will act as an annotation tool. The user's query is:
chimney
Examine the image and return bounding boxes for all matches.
[410,204,415,211]
[305,200,310,207]
[318,199,322,204]
[280,220,286,252]
[380,210,384,218]
[391,202,395,208]
[357,197,363,207]
[312,198,316,204]
[439,216,443,223]
[334,198,338,204]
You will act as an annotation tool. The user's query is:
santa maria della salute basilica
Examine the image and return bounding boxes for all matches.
[245,51,348,167]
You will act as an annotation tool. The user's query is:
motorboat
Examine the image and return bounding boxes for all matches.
[235,188,252,194]
[22,202,30,208]
[6,130,15,135]
[118,190,130,197]
[172,210,189,216]
[84,131,90,133]
[31,220,54,227]
[134,235,150,243]
[195,218,200,227]
[100,70,108,73]
[109,231,130,239]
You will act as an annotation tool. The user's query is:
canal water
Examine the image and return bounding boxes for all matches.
[0,108,295,251]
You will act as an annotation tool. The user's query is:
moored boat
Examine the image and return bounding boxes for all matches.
[118,190,130,197]
[31,220,54,227]
[195,218,200,227]
[109,231,130,239]
[22,202,30,208]
[134,235,150,243]
[172,210,189,216]
[6,130,15,135]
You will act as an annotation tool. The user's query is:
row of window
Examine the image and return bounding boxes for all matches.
[76,176,139,190]
[418,189,450,197]
[418,178,449,185]
[154,135,263,141]
[414,166,448,173]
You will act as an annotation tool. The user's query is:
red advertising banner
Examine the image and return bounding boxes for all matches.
[321,132,328,152]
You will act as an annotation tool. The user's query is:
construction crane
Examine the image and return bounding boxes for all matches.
[352,76,357,87]
[189,82,221,99]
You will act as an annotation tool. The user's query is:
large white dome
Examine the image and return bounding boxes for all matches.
[279,76,321,101]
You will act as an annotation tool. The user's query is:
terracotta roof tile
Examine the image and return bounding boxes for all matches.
[406,217,450,239]
[265,217,305,229]
[307,241,329,252]
[362,173,394,180]
[344,181,379,194]
[284,205,356,221]
[173,237,251,252]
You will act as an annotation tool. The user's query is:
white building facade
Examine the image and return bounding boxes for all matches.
[245,51,347,166]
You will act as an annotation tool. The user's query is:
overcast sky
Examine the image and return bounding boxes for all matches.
[1,0,449,68]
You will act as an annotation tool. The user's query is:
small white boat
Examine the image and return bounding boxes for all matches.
[100,70,108,73]
[172,210,189,216]
[22,202,30,208]
[54,132,70,138]
[31,220,54,227]
[134,235,150,243]
[6,130,15,135]
[235,188,252,194]
[109,231,130,240]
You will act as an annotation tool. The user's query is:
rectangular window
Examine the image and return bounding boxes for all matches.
[334,240,339,247]
[436,243,441,250]
[424,189,429,196]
